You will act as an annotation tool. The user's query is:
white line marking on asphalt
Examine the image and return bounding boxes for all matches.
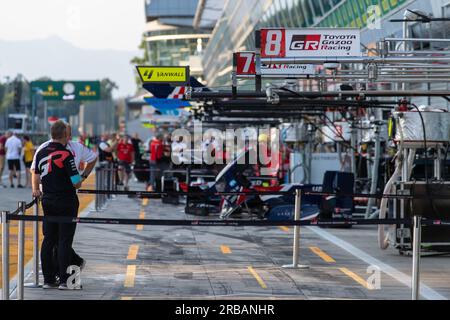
[307,226,447,300]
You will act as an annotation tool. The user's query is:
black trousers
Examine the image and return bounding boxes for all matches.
[51,247,84,271]
[41,193,79,284]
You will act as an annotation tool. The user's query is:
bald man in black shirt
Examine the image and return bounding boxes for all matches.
[32,120,83,290]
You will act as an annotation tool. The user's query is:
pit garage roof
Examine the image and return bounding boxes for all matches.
[193,0,225,30]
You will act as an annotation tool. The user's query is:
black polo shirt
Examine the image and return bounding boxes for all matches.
[34,142,81,194]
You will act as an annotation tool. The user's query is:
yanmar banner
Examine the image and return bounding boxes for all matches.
[260,28,361,58]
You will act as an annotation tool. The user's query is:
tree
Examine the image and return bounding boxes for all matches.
[100,78,118,100]
[0,90,13,113]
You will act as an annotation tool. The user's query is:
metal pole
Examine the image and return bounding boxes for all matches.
[308,131,313,184]
[365,125,380,218]
[402,15,410,92]
[350,124,357,177]
[108,162,113,199]
[293,189,301,267]
[255,30,262,92]
[283,189,309,269]
[100,165,105,208]
[104,165,108,206]
[412,215,422,300]
[1,211,10,300]
[102,165,107,207]
[17,201,26,300]
[95,167,100,211]
[32,199,40,287]
[435,147,442,179]
[261,56,450,65]
[112,163,116,191]
[111,163,117,200]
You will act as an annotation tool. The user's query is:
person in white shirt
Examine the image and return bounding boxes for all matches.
[31,123,97,272]
[5,131,23,188]
[31,125,97,179]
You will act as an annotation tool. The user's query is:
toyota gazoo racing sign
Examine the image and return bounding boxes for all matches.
[260,28,361,58]
[235,52,315,76]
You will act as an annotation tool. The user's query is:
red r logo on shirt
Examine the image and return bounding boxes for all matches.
[48,151,71,172]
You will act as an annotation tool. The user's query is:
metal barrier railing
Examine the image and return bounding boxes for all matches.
[95,162,116,211]
[1,197,39,300]
[1,190,306,300]
[2,186,445,300]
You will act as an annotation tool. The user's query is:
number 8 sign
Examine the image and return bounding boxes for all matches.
[261,28,286,58]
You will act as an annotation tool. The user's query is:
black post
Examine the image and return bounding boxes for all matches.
[255,30,262,92]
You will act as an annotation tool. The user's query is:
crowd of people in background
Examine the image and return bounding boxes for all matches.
[0,131,35,188]
[1,128,187,191]
[1,128,283,191]
[97,132,168,191]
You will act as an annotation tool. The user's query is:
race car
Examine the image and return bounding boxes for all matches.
[183,149,353,221]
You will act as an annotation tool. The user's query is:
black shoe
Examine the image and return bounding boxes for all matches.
[58,283,82,290]
[10,184,14,188]
[17,184,24,188]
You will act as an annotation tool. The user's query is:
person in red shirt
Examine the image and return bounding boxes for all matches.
[117,135,135,190]
[148,134,163,190]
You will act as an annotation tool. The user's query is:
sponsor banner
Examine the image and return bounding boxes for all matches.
[235,52,314,76]
[30,81,100,101]
[260,28,361,58]
[136,66,190,85]
[262,63,315,75]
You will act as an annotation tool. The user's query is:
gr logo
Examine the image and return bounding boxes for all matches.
[66,265,82,289]
[290,35,321,50]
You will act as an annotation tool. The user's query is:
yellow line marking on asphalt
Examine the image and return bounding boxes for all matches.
[137,210,145,231]
[127,245,139,260]
[220,245,232,254]
[279,226,290,232]
[309,246,336,263]
[124,265,137,287]
[339,267,372,290]
[121,297,133,300]
[247,266,267,289]
[142,198,148,206]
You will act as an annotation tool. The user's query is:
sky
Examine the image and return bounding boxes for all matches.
[0,0,146,51]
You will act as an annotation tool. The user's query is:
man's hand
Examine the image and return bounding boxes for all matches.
[32,189,42,199]
[31,171,42,199]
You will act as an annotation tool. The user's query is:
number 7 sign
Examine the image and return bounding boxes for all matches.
[236,52,256,75]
